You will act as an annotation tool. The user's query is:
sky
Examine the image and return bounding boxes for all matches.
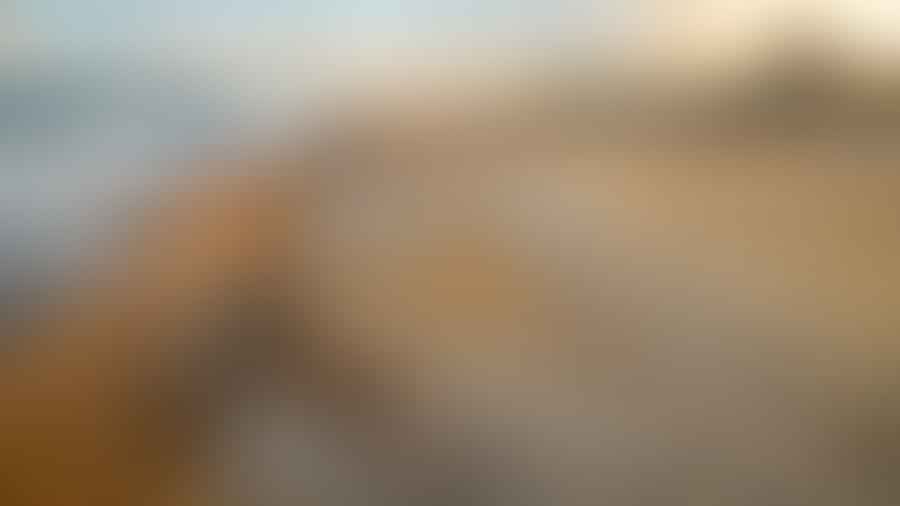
[13,2,602,52]
[7,2,628,116]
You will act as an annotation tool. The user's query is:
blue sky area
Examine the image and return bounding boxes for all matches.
[12,1,630,58]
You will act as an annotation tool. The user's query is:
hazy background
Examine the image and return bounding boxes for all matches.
[3,0,899,318]
[3,3,900,505]
[1,1,635,316]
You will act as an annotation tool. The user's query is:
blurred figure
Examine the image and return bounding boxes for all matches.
[2,2,900,506]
